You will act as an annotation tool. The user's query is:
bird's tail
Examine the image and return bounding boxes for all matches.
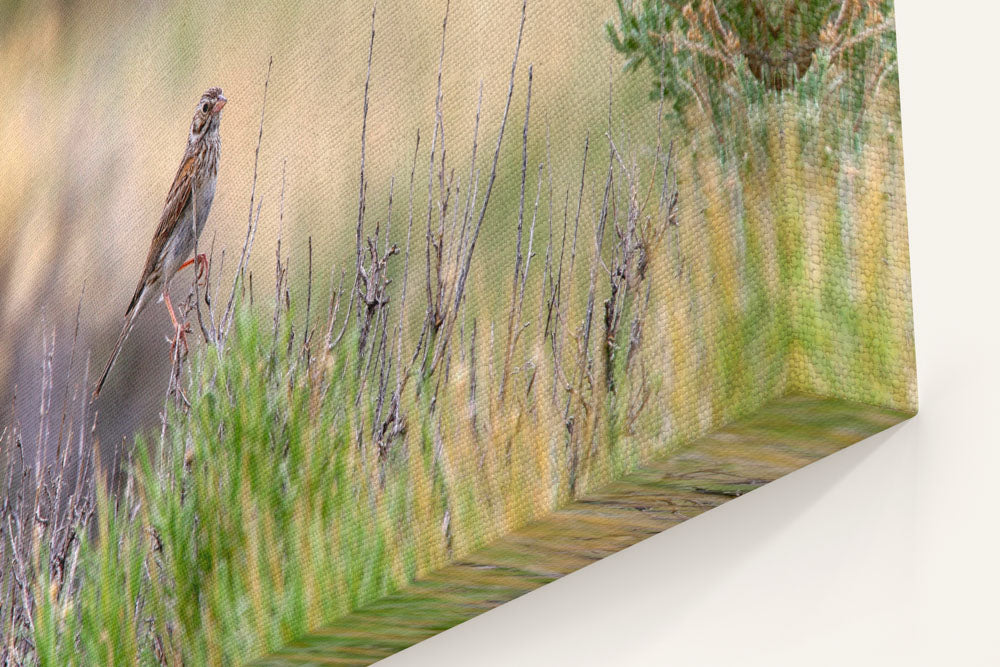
[92,305,140,399]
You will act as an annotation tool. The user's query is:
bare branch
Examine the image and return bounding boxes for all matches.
[222,56,273,339]
[331,3,378,350]
[427,0,528,377]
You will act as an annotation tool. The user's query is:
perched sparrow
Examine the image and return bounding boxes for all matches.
[93,87,227,398]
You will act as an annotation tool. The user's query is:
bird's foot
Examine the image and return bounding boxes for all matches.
[179,253,210,287]
[169,320,192,356]
[195,253,208,281]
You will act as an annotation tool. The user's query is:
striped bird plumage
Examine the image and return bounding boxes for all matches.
[93,87,226,398]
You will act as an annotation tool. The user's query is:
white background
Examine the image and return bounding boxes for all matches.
[384,2,1000,665]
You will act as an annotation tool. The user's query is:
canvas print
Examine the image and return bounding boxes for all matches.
[0,1,915,664]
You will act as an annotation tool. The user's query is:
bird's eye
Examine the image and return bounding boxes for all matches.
[202,102,210,113]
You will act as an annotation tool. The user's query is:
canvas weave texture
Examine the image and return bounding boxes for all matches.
[0,1,914,664]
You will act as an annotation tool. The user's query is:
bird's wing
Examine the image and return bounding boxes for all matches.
[125,151,196,315]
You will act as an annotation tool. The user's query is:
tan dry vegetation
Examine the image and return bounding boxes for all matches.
[0,2,914,662]
[0,0,652,452]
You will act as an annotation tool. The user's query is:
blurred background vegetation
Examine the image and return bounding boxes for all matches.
[0,0,653,462]
[0,0,914,663]
[605,0,912,409]
[0,0,913,463]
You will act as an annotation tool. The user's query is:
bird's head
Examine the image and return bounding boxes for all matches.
[189,87,227,144]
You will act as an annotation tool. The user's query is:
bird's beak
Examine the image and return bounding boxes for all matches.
[212,96,227,114]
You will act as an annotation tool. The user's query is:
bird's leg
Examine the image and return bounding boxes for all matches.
[163,291,190,355]
[178,253,209,287]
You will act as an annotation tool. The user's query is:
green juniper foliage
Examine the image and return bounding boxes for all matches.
[606,0,896,128]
